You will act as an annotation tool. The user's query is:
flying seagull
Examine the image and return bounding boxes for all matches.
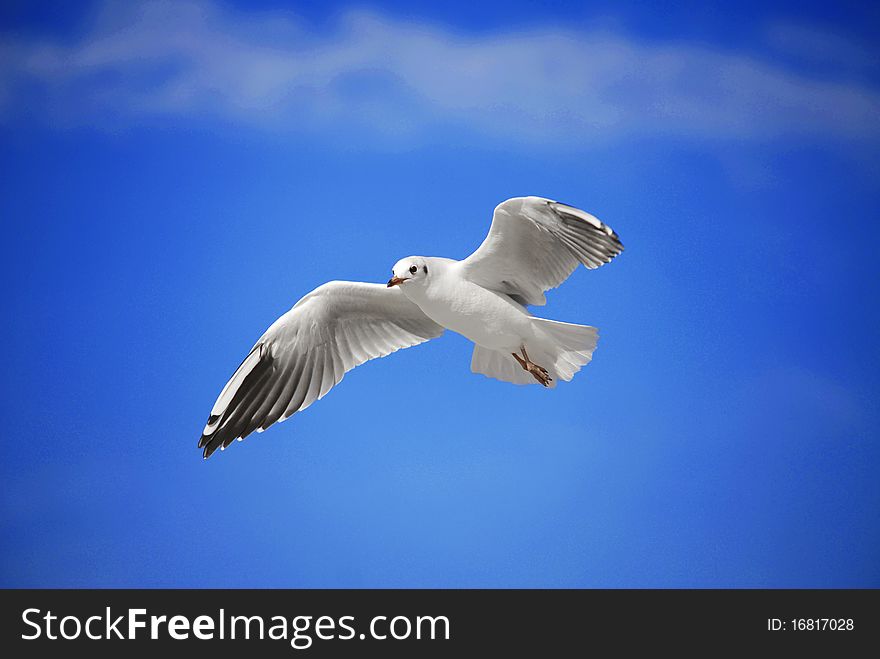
[199,196,623,458]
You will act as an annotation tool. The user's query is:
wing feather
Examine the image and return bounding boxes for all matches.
[460,196,623,306]
[198,281,443,458]
[283,355,313,421]
[301,353,324,412]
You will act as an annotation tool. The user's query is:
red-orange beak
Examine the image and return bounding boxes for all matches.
[387,276,406,287]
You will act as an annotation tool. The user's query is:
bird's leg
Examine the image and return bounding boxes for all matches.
[511,346,552,387]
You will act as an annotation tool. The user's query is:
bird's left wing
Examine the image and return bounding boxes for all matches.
[460,196,623,306]
[199,281,443,458]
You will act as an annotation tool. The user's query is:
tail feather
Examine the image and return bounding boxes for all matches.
[470,318,599,387]
[471,344,537,386]
[530,317,598,382]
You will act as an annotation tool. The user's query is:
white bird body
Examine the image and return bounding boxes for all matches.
[401,258,533,353]
[198,196,624,458]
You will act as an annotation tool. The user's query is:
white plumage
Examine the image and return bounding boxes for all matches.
[199,196,623,458]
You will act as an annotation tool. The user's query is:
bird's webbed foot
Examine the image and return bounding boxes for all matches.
[511,347,552,387]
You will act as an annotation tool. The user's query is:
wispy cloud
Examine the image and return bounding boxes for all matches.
[1,0,878,145]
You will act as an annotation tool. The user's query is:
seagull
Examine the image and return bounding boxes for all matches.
[199,196,623,458]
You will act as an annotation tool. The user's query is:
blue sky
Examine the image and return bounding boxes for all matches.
[1,0,878,587]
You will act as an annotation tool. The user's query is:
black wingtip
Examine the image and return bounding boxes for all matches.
[202,439,219,459]
[197,342,274,460]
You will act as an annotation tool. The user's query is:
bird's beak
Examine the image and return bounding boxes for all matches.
[387,276,406,287]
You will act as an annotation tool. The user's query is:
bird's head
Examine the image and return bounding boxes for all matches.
[388,257,429,287]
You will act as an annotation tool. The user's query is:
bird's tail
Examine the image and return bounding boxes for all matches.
[470,318,599,387]
[530,317,599,382]
[471,343,543,386]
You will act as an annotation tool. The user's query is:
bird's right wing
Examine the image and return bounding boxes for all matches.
[460,196,623,306]
[199,281,443,458]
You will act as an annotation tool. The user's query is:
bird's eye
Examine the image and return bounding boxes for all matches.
[409,265,418,274]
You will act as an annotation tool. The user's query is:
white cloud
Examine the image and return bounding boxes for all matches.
[1,0,878,145]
